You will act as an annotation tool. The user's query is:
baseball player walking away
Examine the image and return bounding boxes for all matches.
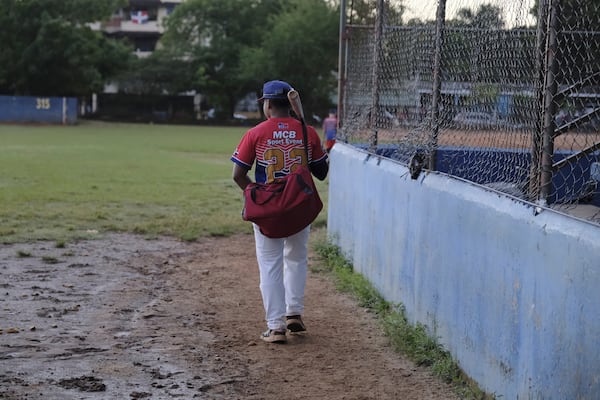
[231,80,329,343]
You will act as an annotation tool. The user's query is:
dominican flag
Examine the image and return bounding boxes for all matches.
[131,10,149,24]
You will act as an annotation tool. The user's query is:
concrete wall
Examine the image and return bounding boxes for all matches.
[327,143,600,399]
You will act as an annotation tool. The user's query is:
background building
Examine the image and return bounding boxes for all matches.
[91,0,183,58]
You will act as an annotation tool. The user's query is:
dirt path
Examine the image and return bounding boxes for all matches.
[0,232,459,399]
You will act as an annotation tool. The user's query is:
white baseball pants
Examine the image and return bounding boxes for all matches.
[253,224,310,331]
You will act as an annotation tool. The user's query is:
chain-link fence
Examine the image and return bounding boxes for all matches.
[339,0,600,224]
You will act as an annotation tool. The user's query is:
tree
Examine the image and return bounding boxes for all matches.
[160,0,340,119]
[530,0,600,85]
[443,4,510,83]
[454,4,505,29]
[116,49,197,95]
[346,0,405,26]
[0,0,133,96]
[241,0,340,117]
[161,0,285,118]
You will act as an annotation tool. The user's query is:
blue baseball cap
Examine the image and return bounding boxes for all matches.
[258,80,293,100]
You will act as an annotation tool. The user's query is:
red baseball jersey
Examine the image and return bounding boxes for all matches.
[231,117,328,184]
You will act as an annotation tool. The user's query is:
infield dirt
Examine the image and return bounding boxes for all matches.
[1,231,460,399]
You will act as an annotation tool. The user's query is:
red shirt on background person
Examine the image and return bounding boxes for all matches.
[322,110,337,153]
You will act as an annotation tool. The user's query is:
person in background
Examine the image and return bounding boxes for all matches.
[322,109,338,153]
[231,80,329,343]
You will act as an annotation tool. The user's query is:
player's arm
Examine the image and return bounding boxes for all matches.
[231,131,255,190]
[307,126,329,180]
[310,159,328,181]
[232,164,252,190]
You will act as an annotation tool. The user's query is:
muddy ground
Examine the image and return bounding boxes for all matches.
[0,232,460,399]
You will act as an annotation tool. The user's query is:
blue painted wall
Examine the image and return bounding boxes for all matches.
[327,143,600,399]
[0,95,78,124]
[434,147,600,206]
[368,143,600,207]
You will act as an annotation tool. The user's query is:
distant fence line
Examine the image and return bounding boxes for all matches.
[338,0,600,224]
[0,95,77,125]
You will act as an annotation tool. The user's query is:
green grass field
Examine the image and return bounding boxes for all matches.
[0,121,329,244]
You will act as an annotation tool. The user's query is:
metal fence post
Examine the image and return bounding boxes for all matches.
[428,0,447,171]
[368,0,385,152]
[539,0,560,204]
[337,0,347,135]
[529,0,548,201]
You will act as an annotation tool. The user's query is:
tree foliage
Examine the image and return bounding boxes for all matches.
[454,4,505,29]
[160,0,339,118]
[116,49,197,96]
[532,0,600,85]
[241,0,340,117]
[158,0,282,118]
[0,0,133,96]
[347,0,405,26]
[522,1,600,87]
[437,4,538,85]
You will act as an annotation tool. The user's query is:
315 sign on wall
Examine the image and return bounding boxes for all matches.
[36,98,51,110]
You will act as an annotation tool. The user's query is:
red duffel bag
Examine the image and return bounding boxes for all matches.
[242,165,323,238]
